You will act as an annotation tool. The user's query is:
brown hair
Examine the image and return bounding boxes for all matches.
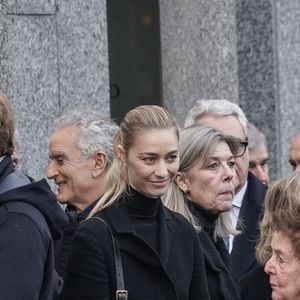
[256,172,300,263]
[0,92,15,156]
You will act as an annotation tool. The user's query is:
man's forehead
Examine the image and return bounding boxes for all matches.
[196,114,246,139]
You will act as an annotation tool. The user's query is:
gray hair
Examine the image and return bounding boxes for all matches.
[247,122,267,151]
[52,111,119,167]
[184,99,248,135]
[163,123,240,240]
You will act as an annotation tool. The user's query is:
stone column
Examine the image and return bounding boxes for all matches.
[159,0,239,126]
[3,0,110,179]
[235,0,278,180]
[274,0,300,178]
[236,0,300,180]
[0,0,8,93]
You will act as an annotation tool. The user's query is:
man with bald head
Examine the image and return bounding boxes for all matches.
[289,133,300,172]
[185,99,267,280]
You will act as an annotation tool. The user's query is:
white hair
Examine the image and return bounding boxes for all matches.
[184,99,248,135]
[52,111,119,167]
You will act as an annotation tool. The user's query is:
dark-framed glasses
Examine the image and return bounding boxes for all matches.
[236,137,248,157]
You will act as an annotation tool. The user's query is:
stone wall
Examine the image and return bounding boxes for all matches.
[1,0,109,179]
[1,0,300,181]
[160,0,239,126]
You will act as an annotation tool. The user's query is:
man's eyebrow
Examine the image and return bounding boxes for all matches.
[289,159,296,166]
[49,151,67,159]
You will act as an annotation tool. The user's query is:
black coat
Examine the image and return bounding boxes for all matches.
[62,190,210,300]
[0,155,68,299]
[188,201,241,300]
[54,202,96,278]
[230,172,267,279]
[240,264,272,299]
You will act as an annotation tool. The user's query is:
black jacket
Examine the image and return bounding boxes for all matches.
[0,155,68,299]
[54,201,96,277]
[240,264,272,299]
[231,172,267,279]
[188,201,241,300]
[62,189,210,300]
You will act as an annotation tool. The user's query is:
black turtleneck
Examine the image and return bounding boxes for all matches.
[186,199,241,300]
[187,200,218,235]
[123,187,161,252]
[187,199,231,265]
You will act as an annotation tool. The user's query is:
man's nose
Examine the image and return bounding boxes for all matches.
[46,161,58,179]
[256,166,268,182]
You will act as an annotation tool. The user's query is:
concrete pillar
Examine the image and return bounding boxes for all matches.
[236,0,300,180]
[160,0,239,126]
[1,0,110,179]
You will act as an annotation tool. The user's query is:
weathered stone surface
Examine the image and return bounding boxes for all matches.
[56,0,110,115]
[16,0,55,15]
[160,0,239,127]
[7,15,58,179]
[236,0,277,180]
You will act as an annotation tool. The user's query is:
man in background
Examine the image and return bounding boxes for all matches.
[247,122,269,185]
[47,111,118,277]
[289,132,300,172]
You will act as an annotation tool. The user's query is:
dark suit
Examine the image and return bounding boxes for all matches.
[230,172,267,279]
[62,194,210,300]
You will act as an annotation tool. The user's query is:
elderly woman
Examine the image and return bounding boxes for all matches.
[164,124,241,300]
[256,172,300,300]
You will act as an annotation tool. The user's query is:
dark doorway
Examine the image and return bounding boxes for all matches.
[107,0,162,123]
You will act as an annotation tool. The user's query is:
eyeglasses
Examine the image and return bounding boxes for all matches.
[236,137,248,157]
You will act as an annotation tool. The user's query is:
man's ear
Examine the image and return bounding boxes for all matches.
[92,151,108,178]
[175,172,189,194]
[117,144,126,164]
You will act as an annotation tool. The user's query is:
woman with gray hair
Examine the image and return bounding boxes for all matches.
[163,123,241,300]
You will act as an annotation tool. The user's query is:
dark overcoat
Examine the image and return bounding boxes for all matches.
[230,172,267,279]
[61,198,210,300]
[188,201,241,300]
[240,264,272,299]
[0,155,68,299]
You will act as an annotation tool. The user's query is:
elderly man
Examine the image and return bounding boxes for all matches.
[247,122,269,185]
[0,92,68,299]
[47,111,118,276]
[185,99,267,279]
[289,133,300,172]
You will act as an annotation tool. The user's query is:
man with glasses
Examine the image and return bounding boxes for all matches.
[184,99,267,280]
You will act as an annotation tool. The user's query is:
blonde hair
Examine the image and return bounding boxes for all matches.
[89,105,178,217]
[256,172,300,263]
[163,124,239,240]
